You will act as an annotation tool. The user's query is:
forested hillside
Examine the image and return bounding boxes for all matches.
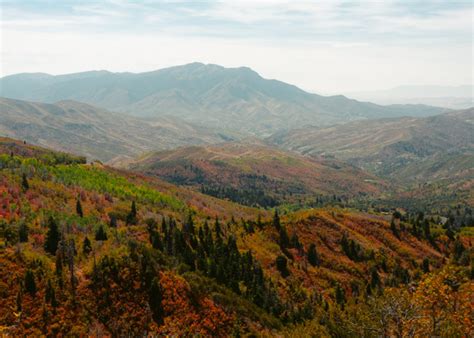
[1,138,472,336]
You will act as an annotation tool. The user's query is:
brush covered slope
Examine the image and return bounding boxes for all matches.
[0,63,447,135]
[0,97,235,162]
[270,109,474,207]
[1,138,472,336]
[121,141,386,208]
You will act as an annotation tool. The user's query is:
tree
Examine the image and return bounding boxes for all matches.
[18,222,28,242]
[279,226,290,249]
[24,269,36,297]
[335,284,346,307]
[21,173,29,191]
[422,258,430,273]
[126,201,137,225]
[273,209,281,230]
[148,277,164,325]
[307,243,320,267]
[76,199,83,218]
[390,219,400,239]
[95,225,108,241]
[44,216,60,255]
[45,279,58,307]
[83,236,92,255]
[276,255,290,277]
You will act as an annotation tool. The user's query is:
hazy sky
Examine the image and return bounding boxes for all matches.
[1,0,472,93]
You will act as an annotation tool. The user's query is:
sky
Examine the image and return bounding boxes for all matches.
[1,0,472,93]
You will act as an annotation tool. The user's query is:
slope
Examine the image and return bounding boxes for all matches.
[121,141,387,207]
[0,63,447,135]
[0,97,236,162]
[0,137,471,336]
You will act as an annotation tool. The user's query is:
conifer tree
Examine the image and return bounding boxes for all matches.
[273,209,281,230]
[335,284,346,307]
[109,214,117,227]
[95,225,108,241]
[276,255,289,277]
[18,222,28,242]
[82,236,92,255]
[76,199,83,218]
[21,173,29,191]
[390,218,400,239]
[24,269,36,297]
[45,279,58,307]
[422,258,430,273]
[149,277,164,325]
[44,216,60,255]
[279,226,290,249]
[307,243,320,266]
[126,201,137,225]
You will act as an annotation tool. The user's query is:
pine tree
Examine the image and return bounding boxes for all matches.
[45,279,58,307]
[149,277,164,325]
[422,258,430,273]
[307,243,320,267]
[24,269,36,297]
[109,214,117,227]
[82,236,92,255]
[21,173,29,191]
[126,201,137,225]
[279,227,290,249]
[76,199,83,218]
[335,284,346,307]
[276,255,289,277]
[18,222,28,242]
[44,216,60,255]
[273,209,281,230]
[390,218,400,239]
[95,225,108,241]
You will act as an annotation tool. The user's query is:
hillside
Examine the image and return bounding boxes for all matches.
[0,97,235,162]
[120,141,386,208]
[1,137,471,336]
[269,109,474,182]
[0,63,447,135]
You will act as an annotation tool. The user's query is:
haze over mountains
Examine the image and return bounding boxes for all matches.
[0,63,448,135]
[0,97,235,161]
[346,85,474,109]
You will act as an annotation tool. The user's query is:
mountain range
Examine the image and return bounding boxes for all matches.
[0,63,448,135]
[0,97,235,162]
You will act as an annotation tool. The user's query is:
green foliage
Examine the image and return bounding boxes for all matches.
[307,244,320,267]
[276,255,289,278]
[149,277,164,325]
[24,269,37,297]
[44,216,60,255]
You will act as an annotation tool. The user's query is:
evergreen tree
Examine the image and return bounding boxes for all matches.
[215,217,222,238]
[423,219,431,239]
[82,236,92,255]
[370,267,381,289]
[390,218,400,239]
[126,201,137,225]
[307,243,320,266]
[273,209,281,230]
[109,214,117,228]
[95,225,108,241]
[24,269,36,297]
[45,279,58,307]
[276,255,289,277]
[335,284,346,307]
[76,199,83,218]
[21,173,29,191]
[279,226,290,249]
[149,277,164,325]
[44,216,60,255]
[422,258,430,273]
[18,222,28,242]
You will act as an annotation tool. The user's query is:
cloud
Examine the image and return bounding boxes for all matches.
[1,0,472,92]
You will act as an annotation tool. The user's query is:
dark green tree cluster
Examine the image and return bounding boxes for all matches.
[340,234,366,262]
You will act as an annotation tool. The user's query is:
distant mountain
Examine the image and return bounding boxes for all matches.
[120,141,386,207]
[268,109,474,185]
[0,63,448,135]
[346,85,473,109]
[0,97,236,162]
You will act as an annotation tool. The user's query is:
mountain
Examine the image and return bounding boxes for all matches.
[119,141,386,207]
[0,97,236,162]
[0,63,448,135]
[268,109,474,206]
[346,85,474,109]
[1,137,471,336]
